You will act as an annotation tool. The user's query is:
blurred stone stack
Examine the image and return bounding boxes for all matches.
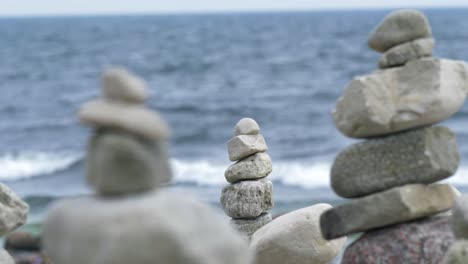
[43,67,252,264]
[444,195,468,263]
[221,118,273,239]
[320,9,468,263]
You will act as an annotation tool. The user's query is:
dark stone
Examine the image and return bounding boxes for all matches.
[5,232,41,251]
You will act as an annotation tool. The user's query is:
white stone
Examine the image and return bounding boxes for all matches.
[227,134,268,161]
[0,249,14,264]
[234,118,260,136]
[379,38,434,68]
[101,67,148,103]
[225,152,272,183]
[0,183,28,237]
[333,58,468,138]
[251,204,346,264]
[443,239,468,264]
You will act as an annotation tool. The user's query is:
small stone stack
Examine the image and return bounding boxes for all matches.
[444,195,468,263]
[43,67,252,264]
[320,9,468,263]
[221,118,273,238]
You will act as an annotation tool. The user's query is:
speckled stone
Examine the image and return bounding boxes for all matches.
[379,38,434,68]
[341,215,454,264]
[451,195,468,239]
[331,126,459,198]
[227,134,268,161]
[230,213,272,239]
[220,179,273,219]
[225,152,272,183]
[444,239,468,264]
[234,118,260,136]
[0,183,29,237]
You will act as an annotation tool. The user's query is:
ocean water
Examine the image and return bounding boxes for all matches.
[1,9,468,224]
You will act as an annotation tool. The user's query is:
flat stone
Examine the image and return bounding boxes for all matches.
[320,184,457,239]
[221,179,273,219]
[251,204,347,264]
[333,58,468,138]
[225,152,272,183]
[444,239,468,264]
[227,134,267,161]
[331,126,459,198]
[0,183,28,237]
[342,215,454,264]
[379,38,434,68]
[101,67,148,103]
[231,213,272,239]
[368,9,432,52]
[43,190,252,264]
[234,118,260,136]
[79,100,170,140]
[451,195,468,239]
[0,249,14,264]
[87,130,172,196]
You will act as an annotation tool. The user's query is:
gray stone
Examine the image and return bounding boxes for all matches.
[79,100,170,140]
[451,195,468,239]
[368,9,432,52]
[230,213,272,239]
[251,204,346,264]
[0,249,14,264]
[379,38,434,68]
[320,184,458,239]
[221,179,273,219]
[225,152,272,183]
[101,67,148,103]
[43,190,253,264]
[444,240,468,264]
[87,130,172,196]
[331,126,459,198]
[227,134,267,161]
[333,58,468,138]
[0,183,28,237]
[234,118,260,136]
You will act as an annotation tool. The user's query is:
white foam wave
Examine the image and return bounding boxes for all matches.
[0,152,81,181]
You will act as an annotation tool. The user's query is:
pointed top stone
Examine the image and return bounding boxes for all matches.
[101,67,149,103]
[368,9,432,53]
[234,118,260,136]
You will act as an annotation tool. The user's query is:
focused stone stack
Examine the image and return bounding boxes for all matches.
[221,118,273,239]
[43,67,252,264]
[320,9,468,263]
[444,195,468,263]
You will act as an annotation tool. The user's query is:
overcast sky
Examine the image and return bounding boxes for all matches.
[1,0,467,16]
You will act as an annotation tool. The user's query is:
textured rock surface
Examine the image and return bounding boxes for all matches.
[0,183,28,237]
[341,215,454,264]
[333,58,468,138]
[225,153,272,183]
[331,126,459,198]
[379,38,434,68]
[320,184,457,239]
[43,190,252,264]
[227,134,267,161]
[444,240,468,264]
[0,249,14,264]
[101,67,148,103]
[368,9,432,52]
[234,118,260,136]
[220,179,273,219]
[231,213,272,239]
[79,100,170,140]
[251,204,346,264]
[87,130,172,195]
[451,195,468,239]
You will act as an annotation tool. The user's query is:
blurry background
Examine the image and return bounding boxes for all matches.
[0,0,468,229]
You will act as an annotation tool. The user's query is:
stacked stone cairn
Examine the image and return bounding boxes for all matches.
[320,9,468,263]
[42,67,252,264]
[444,195,468,263]
[0,184,28,264]
[221,118,273,239]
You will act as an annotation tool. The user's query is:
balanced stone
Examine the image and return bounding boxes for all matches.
[333,58,468,138]
[251,204,346,264]
[0,249,14,264]
[0,183,28,237]
[320,184,457,239]
[225,152,272,183]
[379,38,434,69]
[331,126,459,198]
[234,118,260,136]
[227,134,267,161]
[101,67,148,104]
[451,195,468,239]
[43,190,253,264]
[342,215,454,264]
[231,213,272,239]
[444,240,468,264]
[368,9,432,52]
[220,179,273,219]
[79,100,170,140]
[87,130,172,196]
